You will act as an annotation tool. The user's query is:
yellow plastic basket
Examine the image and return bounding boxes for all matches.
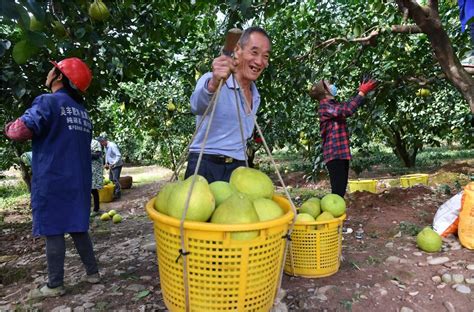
[146,194,294,312]
[348,179,377,193]
[284,214,345,278]
[400,174,429,188]
[98,184,114,203]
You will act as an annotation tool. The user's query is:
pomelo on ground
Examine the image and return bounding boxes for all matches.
[112,214,123,224]
[108,209,117,217]
[211,193,260,240]
[253,198,284,222]
[229,167,274,200]
[300,198,321,218]
[209,181,235,207]
[416,227,442,252]
[100,213,111,221]
[321,193,346,217]
[154,181,178,214]
[167,175,215,222]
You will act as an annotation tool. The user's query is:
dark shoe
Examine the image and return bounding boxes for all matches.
[81,273,101,284]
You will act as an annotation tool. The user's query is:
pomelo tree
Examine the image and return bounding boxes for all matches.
[1,0,472,185]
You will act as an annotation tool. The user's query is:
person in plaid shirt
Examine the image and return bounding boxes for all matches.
[309,77,377,197]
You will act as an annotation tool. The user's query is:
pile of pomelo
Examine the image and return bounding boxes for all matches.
[154,166,349,239]
[100,209,123,224]
[154,167,286,240]
[296,193,346,228]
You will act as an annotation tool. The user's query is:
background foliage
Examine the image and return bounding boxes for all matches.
[1,0,472,181]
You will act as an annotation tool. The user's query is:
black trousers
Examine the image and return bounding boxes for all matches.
[185,153,246,183]
[326,159,349,198]
[91,189,100,212]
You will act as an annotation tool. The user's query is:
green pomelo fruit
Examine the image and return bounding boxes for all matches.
[209,181,235,207]
[253,198,284,222]
[167,175,215,222]
[211,193,259,240]
[315,211,335,230]
[300,198,321,218]
[12,40,37,64]
[108,209,117,217]
[167,102,176,111]
[315,211,334,221]
[154,182,178,214]
[89,0,110,21]
[100,213,111,221]
[112,213,123,224]
[321,193,346,217]
[30,16,43,31]
[229,167,274,200]
[416,227,442,252]
[52,21,67,38]
[295,213,315,222]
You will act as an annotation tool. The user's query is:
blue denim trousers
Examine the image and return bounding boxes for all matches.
[46,232,98,288]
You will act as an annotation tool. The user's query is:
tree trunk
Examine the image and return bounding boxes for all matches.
[396,0,474,113]
[382,126,418,167]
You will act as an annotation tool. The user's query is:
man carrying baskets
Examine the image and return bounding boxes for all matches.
[185,26,272,183]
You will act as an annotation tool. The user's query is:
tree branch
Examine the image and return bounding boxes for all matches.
[428,0,438,11]
[315,29,380,49]
[391,25,422,33]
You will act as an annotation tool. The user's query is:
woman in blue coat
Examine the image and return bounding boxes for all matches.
[4,57,100,299]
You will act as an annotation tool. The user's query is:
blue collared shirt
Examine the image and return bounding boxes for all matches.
[189,72,260,160]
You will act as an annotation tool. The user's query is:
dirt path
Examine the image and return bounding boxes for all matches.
[1,164,474,311]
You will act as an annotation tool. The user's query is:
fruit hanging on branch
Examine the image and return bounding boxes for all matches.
[416,88,431,97]
[89,0,110,22]
[166,101,176,112]
[52,21,68,38]
[12,40,38,64]
[29,16,43,32]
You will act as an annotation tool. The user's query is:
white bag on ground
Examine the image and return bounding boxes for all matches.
[432,191,463,237]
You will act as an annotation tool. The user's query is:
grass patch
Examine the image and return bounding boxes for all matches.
[0,182,29,211]
[398,221,422,236]
[0,266,32,285]
[257,145,474,178]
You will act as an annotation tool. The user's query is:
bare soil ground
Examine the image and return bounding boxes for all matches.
[1,162,474,311]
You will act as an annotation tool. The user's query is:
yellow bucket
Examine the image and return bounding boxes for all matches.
[146,195,294,312]
[284,214,345,278]
[348,179,377,193]
[98,184,114,203]
[400,174,429,188]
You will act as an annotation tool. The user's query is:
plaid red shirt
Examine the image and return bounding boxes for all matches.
[319,95,364,163]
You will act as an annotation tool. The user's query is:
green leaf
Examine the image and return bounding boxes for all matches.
[136,290,150,299]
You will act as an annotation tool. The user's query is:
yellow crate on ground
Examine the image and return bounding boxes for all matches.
[98,184,114,203]
[146,194,294,312]
[400,174,429,188]
[284,214,345,278]
[348,179,377,193]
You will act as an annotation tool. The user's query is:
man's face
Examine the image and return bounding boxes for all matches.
[45,67,58,87]
[235,32,271,82]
